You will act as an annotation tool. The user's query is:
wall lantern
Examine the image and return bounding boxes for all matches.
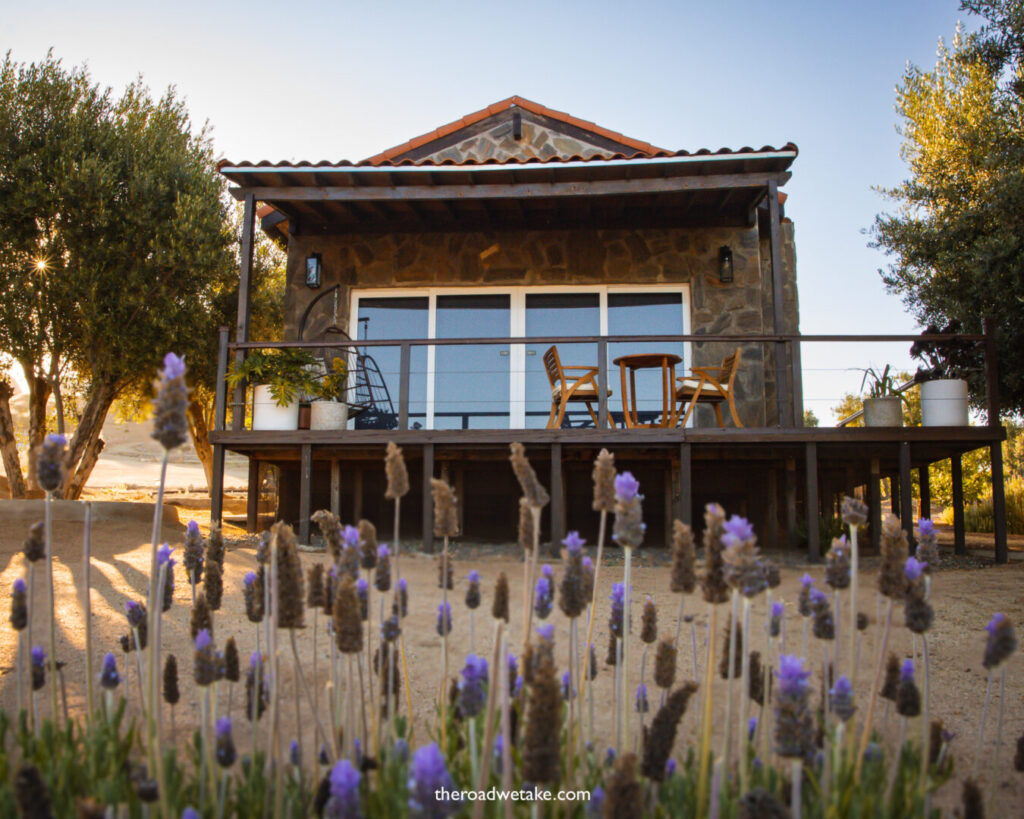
[305,253,322,289]
[718,246,734,283]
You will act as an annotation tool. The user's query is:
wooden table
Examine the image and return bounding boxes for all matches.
[613,352,683,428]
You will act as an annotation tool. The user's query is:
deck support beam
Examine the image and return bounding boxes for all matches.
[918,465,931,520]
[899,441,913,545]
[767,180,792,428]
[247,458,259,533]
[330,459,341,518]
[232,194,256,431]
[422,443,435,553]
[679,443,692,526]
[805,442,819,560]
[785,457,797,549]
[211,444,225,528]
[991,441,1008,564]
[550,443,564,551]
[299,444,312,544]
[951,455,966,556]
[868,457,881,554]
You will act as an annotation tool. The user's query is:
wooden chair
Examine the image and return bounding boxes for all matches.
[675,348,744,428]
[543,346,611,429]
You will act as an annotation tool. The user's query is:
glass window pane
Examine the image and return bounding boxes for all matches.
[354,297,428,430]
[525,293,600,428]
[608,293,684,425]
[435,294,510,429]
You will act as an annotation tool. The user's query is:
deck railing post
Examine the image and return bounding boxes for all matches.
[767,180,793,428]
[598,339,609,429]
[790,337,804,426]
[951,454,967,556]
[899,442,914,547]
[232,194,256,432]
[398,342,411,431]
[299,444,313,545]
[422,443,435,554]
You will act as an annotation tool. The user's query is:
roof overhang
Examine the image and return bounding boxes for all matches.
[220,146,797,241]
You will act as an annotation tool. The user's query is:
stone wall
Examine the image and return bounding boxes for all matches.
[282,221,799,427]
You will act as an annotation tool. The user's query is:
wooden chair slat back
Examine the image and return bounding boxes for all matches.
[543,346,565,392]
[721,349,742,387]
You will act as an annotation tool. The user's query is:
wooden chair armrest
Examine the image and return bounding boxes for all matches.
[562,366,599,373]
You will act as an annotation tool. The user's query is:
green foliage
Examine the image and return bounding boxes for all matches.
[872,7,1024,415]
[860,365,902,399]
[226,348,319,407]
[310,357,350,402]
[803,409,820,427]
[939,476,1024,533]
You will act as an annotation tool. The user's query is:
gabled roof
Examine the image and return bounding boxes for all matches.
[361,95,665,165]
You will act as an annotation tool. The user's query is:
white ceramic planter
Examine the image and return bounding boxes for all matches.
[863,396,903,427]
[920,378,969,426]
[310,401,349,430]
[252,384,300,430]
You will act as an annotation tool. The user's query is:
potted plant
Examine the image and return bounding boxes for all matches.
[227,349,319,430]
[860,365,905,427]
[309,357,350,430]
[910,322,978,426]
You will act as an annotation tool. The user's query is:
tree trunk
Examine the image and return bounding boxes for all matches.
[63,380,118,500]
[47,360,65,436]
[187,398,214,492]
[65,436,105,500]
[0,380,27,498]
[20,362,51,492]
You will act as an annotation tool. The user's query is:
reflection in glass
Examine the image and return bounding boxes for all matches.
[435,295,511,429]
[608,293,685,425]
[525,293,600,428]
[354,297,428,429]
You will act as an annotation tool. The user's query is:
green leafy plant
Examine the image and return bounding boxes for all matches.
[860,365,905,400]
[226,348,319,407]
[310,356,349,403]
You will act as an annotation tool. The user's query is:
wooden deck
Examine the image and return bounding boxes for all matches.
[210,424,1008,562]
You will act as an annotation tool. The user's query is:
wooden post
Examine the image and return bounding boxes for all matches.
[398,342,411,430]
[765,468,779,551]
[782,456,798,548]
[299,444,312,545]
[210,326,229,527]
[423,443,435,553]
[868,457,881,554]
[211,445,225,527]
[353,466,364,522]
[232,194,256,431]
[330,459,341,518]
[951,455,966,556]
[991,442,1008,564]
[918,466,931,520]
[899,441,913,545]
[805,442,819,560]
[247,458,260,533]
[889,476,900,515]
[550,443,564,550]
[455,466,466,538]
[679,443,692,526]
[598,339,609,429]
[790,336,804,427]
[767,180,792,427]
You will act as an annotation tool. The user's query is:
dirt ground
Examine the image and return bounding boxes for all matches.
[0,506,1021,816]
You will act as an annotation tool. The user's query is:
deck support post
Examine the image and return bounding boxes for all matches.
[330,459,341,518]
[679,443,692,526]
[918,466,931,520]
[231,194,256,431]
[991,442,1008,564]
[868,457,881,554]
[765,468,779,551]
[211,445,225,528]
[353,466,364,521]
[246,458,259,533]
[550,443,564,551]
[422,444,435,553]
[598,340,609,429]
[951,455,966,556]
[889,476,900,515]
[785,456,797,549]
[299,444,312,545]
[899,442,913,545]
[804,442,819,560]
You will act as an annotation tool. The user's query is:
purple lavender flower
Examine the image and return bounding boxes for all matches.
[125,599,145,628]
[187,520,199,538]
[183,810,200,819]
[467,569,480,584]
[458,654,488,717]
[665,759,677,778]
[534,575,553,620]
[407,742,455,818]
[216,716,237,767]
[493,734,504,775]
[918,518,935,537]
[770,600,784,637]
[325,758,361,819]
[635,683,648,713]
[582,556,593,572]
[614,472,640,500]
[605,747,616,767]
[536,623,554,642]
[250,650,262,668]
[748,716,758,739]
[800,574,814,588]
[586,786,605,818]
[342,525,360,548]
[195,629,212,651]
[162,353,186,380]
[356,578,368,620]
[721,515,755,547]
[13,578,25,595]
[562,671,576,701]
[809,587,827,607]
[243,571,257,588]
[436,602,452,637]
[394,739,409,763]
[986,612,1006,634]
[900,659,915,683]
[905,556,926,582]
[831,675,856,722]
[562,531,586,552]
[31,645,45,668]
[609,583,625,638]
[777,655,811,697]
[377,544,390,560]
[30,645,45,690]
[99,652,120,690]
[157,544,175,569]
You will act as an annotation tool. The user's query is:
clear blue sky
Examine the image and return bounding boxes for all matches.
[4,0,977,420]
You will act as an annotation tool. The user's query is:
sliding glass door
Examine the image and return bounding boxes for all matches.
[352,286,688,430]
